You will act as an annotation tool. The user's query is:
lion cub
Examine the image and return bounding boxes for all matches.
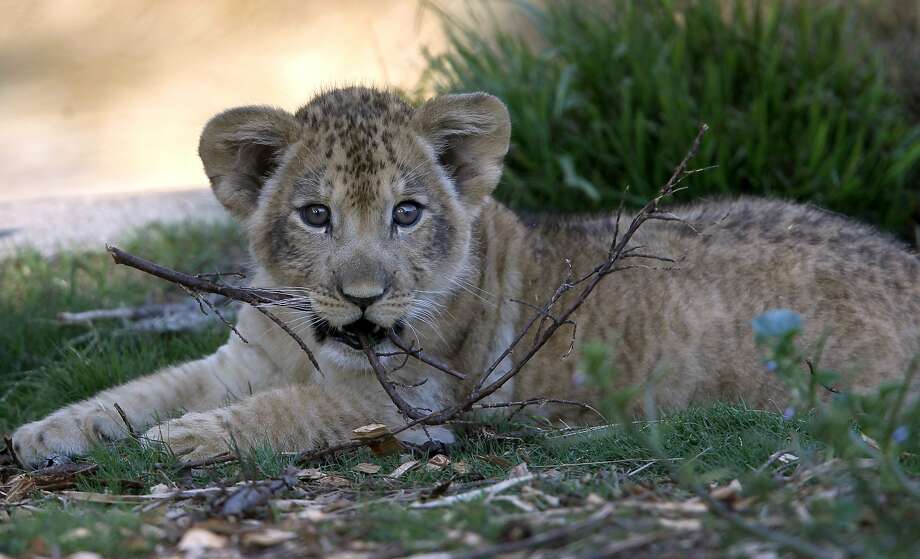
[12,87,920,467]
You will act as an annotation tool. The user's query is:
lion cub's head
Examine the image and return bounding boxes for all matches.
[199,87,510,361]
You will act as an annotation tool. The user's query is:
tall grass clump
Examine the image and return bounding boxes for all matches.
[422,0,920,238]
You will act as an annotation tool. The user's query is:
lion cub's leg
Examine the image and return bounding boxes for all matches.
[11,340,283,468]
[144,375,446,462]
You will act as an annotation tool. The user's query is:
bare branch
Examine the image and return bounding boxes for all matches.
[387,331,466,380]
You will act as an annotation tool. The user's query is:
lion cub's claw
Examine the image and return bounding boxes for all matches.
[143,413,232,464]
[10,407,124,469]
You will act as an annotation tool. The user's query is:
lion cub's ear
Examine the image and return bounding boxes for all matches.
[199,106,301,219]
[412,93,511,207]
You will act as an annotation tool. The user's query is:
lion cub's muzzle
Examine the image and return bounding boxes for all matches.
[314,317,405,350]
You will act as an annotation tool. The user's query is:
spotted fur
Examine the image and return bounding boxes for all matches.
[11,87,920,467]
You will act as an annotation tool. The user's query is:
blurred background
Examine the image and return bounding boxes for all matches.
[0,0,918,255]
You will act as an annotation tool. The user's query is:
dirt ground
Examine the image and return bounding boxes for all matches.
[0,189,226,258]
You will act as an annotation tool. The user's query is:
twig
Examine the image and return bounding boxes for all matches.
[255,307,322,376]
[473,397,606,422]
[181,285,248,344]
[805,360,840,394]
[411,473,535,508]
[387,331,466,380]
[3,436,23,470]
[361,334,427,420]
[448,504,618,559]
[112,403,138,440]
[106,245,320,376]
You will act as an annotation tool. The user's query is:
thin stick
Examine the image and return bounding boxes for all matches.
[107,246,321,377]
[113,403,138,440]
[387,331,466,380]
[255,307,322,376]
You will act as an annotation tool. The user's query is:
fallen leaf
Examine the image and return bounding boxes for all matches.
[446,529,484,547]
[61,527,92,542]
[149,483,172,495]
[353,463,381,474]
[178,528,228,552]
[428,454,450,468]
[322,498,353,513]
[388,460,419,478]
[66,553,104,559]
[59,491,150,504]
[241,528,297,547]
[508,462,530,479]
[778,453,799,464]
[352,423,401,456]
[586,493,605,506]
[479,454,512,469]
[710,479,743,503]
[319,475,351,488]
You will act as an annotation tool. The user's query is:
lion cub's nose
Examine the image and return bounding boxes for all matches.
[340,285,386,310]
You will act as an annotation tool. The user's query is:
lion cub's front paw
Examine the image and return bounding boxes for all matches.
[11,405,125,469]
[143,412,232,463]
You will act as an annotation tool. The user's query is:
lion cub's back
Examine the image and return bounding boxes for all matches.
[517,198,920,411]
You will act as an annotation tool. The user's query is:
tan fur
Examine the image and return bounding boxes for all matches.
[12,87,920,468]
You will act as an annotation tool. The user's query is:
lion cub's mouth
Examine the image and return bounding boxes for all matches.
[314,318,403,350]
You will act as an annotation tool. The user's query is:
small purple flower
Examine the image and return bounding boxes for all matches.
[892,425,909,445]
[765,360,778,373]
[782,407,796,421]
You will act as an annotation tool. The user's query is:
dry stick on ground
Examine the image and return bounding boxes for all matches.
[108,124,708,471]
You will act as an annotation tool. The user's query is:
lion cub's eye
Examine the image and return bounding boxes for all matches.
[300,204,330,228]
[393,201,422,227]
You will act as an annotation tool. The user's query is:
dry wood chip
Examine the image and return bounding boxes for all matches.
[240,528,297,547]
[322,498,353,513]
[585,493,606,506]
[710,479,743,503]
[492,494,537,513]
[388,460,420,478]
[177,528,228,551]
[659,517,703,531]
[297,468,324,480]
[353,463,382,474]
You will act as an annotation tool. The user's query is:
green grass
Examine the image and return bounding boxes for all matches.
[0,220,245,432]
[0,503,154,557]
[1,222,918,557]
[0,223,808,555]
[420,0,920,239]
